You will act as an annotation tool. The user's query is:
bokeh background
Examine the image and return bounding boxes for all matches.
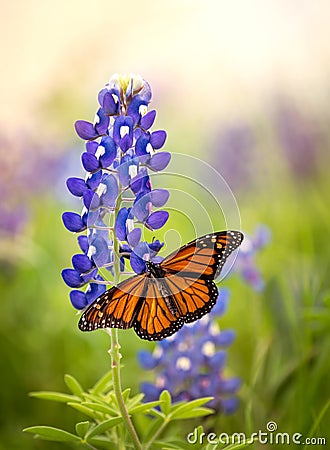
[1,1,329,448]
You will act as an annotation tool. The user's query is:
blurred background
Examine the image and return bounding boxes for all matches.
[1,0,329,448]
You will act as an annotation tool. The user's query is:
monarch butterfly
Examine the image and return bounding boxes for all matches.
[79,230,243,340]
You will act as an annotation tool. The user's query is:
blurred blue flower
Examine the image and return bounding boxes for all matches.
[62,74,171,308]
[234,225,271,291]
[138,288,241,414]
[274,100,322,180]
[0,133,62,239]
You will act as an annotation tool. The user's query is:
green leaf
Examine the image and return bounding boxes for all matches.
[223,439,256,449]
[23,426,80,442]
[129,400,163,415]
[29,391,80,403]
[82,402,118,415]
[88,436,118,449]
[144,417,165,442]
[91,370,113,395]
[75,421,90,438]
[171,397,213,412]
[67,402,103,420]
[64,374,84,397]
[86,417,122,439]
[159,390,172,415]
[126,392,144,409]
[171,407,213,420]
[304,397,330,448]
[170,398,214,419]
[122,388,131,402]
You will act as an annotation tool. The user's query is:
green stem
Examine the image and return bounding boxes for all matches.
[144,418,169,450]
[106,178,142,450]
[108,329,141,450]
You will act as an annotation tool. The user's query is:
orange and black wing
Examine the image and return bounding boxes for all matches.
[78,273,147,332]
[161,230,243,280]
[133,275,218,340]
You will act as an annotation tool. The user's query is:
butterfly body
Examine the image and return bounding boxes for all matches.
[79,231,243,340]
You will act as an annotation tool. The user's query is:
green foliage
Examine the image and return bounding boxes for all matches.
[23,372,216,449]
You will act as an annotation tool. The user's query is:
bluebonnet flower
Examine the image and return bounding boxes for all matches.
[234,225,271,291]
[274,99,322,180]
[0,133,61,238]
[138,288,241,414]
[212,123,256,191]
[62,74,171,309]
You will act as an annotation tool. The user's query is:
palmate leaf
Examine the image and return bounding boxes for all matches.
[23,426,80,442]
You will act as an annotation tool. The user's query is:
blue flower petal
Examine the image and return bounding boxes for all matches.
[70,290,88,309]
[62,212,85,232]
[145,211,169,230]
[209,351,227,369]
[98,173,118,207]
[150,189,169,207]
[86,141,99,154]
[140,110,156,130]
[66,177,87,197]
[150,130,166,149]
[83,189,100,210]
[62,269,84,288]
[220,397,239,415]
[85,281,107,305]
[94,108,110,135]
[99,136,117,167]
[127,95,148,125]
[127,228,141,247]
[74,120,98,140]
[130,251,146,274]
[90,236,110,268]
[115,207,129,241]
[214,330,236,346]
[210,288,230,317]
[86,171,102,190]
[219,377,242,394]
[140,382,161,403]
[72,254,94,273]
[147,152,171,171]
[102,91,120,115]
[82,152,100,172]
[78,235,89,253]
[138,350,159,370]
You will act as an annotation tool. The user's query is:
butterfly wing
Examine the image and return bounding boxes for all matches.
[133,277,184,340]
[133,275,219,340]
[78,273,147,332]
[161,230,243,279]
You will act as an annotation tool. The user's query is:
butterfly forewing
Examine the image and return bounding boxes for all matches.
[161,231,243,279]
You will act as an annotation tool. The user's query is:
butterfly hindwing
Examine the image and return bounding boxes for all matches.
[134,278,185,340]
[78,274,147,331]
